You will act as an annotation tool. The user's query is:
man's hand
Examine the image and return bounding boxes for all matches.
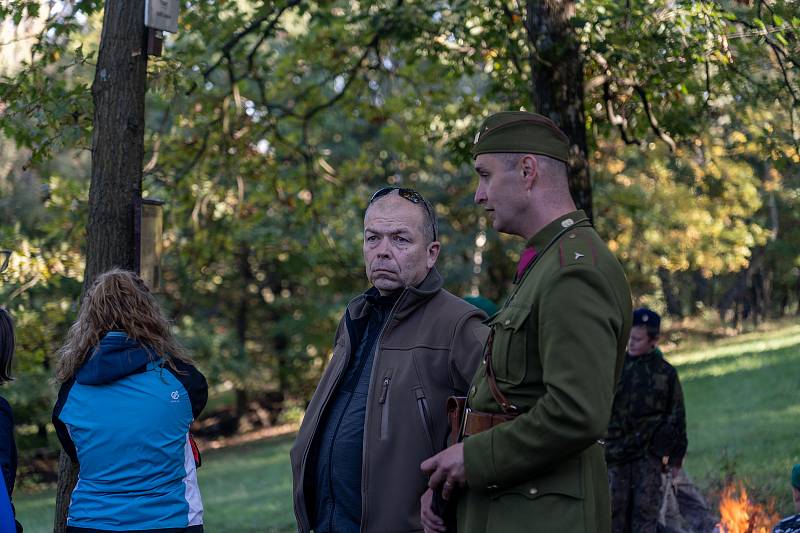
[420,488,446,533]
[420,443,466,501]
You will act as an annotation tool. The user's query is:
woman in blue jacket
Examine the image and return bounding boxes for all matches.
[52,269,208,533]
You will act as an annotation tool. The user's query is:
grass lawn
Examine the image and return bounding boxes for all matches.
[14,321,800,530]
[672,321,800,516]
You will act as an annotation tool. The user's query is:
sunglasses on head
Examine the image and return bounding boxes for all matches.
[368,187,437,241]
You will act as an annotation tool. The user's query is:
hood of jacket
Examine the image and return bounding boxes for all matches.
[75,331,154,385]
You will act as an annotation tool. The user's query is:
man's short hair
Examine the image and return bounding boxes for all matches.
[499,153,523,171]
[497,153,568,179]
[632,308,661,339]
[418,197,438,244]
[366,187,438,244]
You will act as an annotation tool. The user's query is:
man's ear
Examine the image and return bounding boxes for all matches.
[426,241,441,269]
[520,154,538,191]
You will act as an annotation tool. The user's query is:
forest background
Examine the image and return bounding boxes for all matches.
[0,0,798,514]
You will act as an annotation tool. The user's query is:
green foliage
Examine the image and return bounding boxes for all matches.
[0,0,799,435]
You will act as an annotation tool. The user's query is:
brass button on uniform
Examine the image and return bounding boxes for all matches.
[487,483,498,490]
[504,319,511,326]
[529,487,538,495]
[470,385,476,396]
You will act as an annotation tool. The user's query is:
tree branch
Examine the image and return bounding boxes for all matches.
[603,80,642,146]
[245,0,302,75]
[632,85,676,152]
[173,123,216,185]
[189,0,302,95]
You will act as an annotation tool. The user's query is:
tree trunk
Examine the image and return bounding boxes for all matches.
[273,330,288,407]
[54,1,148,531]
[658,267,683,318]
[234,244,253,429]
[718,271,747,327]
[525,0,592,219]
[796,276,800,316]
[691,270,710,312]
[778,292,788,317]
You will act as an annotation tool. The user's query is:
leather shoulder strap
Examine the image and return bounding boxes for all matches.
[485,218,591,414]
[483,330,517,414]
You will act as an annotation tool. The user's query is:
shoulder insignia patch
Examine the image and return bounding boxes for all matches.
[559,230,597,268]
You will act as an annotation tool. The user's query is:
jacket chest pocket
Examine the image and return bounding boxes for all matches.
[632,372,670,417]
[377,368,394,441]
[488,304,532,385]
[487,458,584,530]
[412,385,436,455]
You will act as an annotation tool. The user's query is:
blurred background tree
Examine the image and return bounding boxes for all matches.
[0,0,798,458]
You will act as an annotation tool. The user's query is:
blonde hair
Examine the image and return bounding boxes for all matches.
[55,268,191,382]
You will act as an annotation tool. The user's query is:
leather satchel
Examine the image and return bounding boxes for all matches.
[446,395,467,447]
[432,395,465,533]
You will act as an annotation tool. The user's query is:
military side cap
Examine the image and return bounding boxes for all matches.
[792,464,800,489]
[471,111,570,162]
[633,308,661,331]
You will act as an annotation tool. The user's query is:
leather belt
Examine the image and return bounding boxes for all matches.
[463,409,518,437]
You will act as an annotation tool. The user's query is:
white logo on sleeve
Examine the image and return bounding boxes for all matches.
[171,390,180,401]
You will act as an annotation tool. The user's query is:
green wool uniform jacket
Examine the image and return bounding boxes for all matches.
[459,211,632,533]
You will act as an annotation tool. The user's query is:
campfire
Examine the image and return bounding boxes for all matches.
[716,482,780,533]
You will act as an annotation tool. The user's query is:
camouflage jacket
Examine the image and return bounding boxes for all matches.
[605,348,687,466]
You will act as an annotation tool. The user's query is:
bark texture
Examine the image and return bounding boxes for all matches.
[54,0,148,530]
[526,0,593,219]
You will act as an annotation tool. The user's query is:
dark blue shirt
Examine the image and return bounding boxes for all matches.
[309,291,397,533]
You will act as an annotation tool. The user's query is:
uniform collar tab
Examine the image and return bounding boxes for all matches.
[526,210,589,252]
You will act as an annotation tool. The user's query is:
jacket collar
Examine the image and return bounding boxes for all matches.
[348,267,443,324]
[627,347,663,361]
[525,210,590,252]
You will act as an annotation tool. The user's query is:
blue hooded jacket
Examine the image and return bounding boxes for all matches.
[52,332,207,533]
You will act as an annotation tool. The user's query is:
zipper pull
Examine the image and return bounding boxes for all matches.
[378,376,390,403]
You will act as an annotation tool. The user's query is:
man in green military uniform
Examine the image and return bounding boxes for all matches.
[420,111,632,533]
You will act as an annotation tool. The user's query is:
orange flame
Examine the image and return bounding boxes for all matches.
[717,482,780,533]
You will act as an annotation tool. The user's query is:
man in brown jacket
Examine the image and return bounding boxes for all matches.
[290,187,489,533]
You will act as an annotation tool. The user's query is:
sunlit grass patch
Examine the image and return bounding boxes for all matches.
[670,325,800,367]
[675,325,800,516]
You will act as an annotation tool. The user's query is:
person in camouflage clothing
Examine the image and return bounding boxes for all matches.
[772,464,800,533]
[605,308,688,533]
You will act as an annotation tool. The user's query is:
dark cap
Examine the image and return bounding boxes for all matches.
[470,111,570,162]
[633,308,661,332]
[792,464,800,490]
